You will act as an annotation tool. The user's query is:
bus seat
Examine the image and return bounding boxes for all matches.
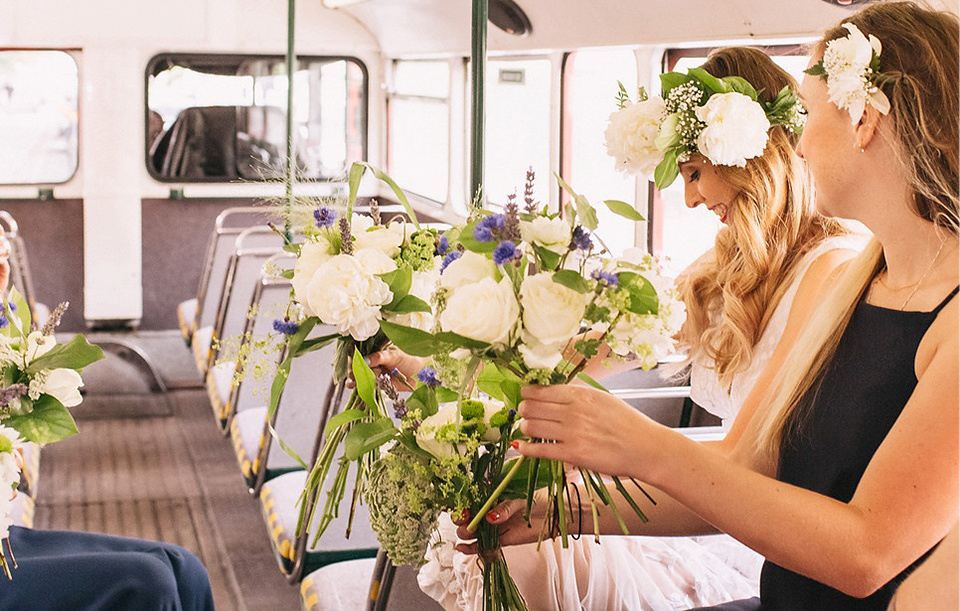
[159,106,239,179]
[9,491,34,529]
[299,558,377,611]
[176,297,197,343]
[17,441,41,498]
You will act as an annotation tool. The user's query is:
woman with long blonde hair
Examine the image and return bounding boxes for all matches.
[492,3,959,610]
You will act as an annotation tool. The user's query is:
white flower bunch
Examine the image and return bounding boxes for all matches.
[604,68,805,189]
[808,23,890,124]
[0,425,22,544]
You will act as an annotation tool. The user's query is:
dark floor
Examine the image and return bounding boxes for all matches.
[34,331,302,611]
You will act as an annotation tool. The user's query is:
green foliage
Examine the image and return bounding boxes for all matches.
[6,394,78,444]
[25,334,104,375]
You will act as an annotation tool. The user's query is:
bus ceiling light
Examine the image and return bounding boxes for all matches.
[489,0,532,36]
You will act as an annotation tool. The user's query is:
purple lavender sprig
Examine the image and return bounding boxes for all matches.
[339,217,354,255]
[524,167,539,214]
[0,384,28,408]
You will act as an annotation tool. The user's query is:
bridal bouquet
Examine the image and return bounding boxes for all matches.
[0,289,104,577]
[369,171,684,609]
[267,162,446,539]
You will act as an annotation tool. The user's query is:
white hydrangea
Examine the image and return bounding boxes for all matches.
[694,92,770,167]
[604,96,667,178]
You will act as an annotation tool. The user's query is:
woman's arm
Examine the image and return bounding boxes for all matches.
[888,522,959,610]
[517,299,958,598]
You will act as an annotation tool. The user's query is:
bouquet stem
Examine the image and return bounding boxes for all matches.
[466,455,526,534]
[477,521,527,610]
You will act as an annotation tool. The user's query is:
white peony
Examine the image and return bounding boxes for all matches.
[604,96,667,178]
[518,272,588,347]
[304,253,394,341]
[822,23,890,123]
[694,92,770,167]
[42,368,84,407]
[439,277,518,346]
[519,217,572,255]
[291,239,334,306]
[353,247,398,276]
[518,335,565,371]
[440,251,497,291]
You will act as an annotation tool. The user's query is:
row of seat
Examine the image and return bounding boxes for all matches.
[178,206,719,610]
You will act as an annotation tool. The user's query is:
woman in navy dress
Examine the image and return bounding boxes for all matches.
[488,3,958,610]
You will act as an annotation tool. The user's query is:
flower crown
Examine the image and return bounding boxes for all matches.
[604,68,805,190]
[805,23,890,124]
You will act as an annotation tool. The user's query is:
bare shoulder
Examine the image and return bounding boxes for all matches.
[916,289,958,380]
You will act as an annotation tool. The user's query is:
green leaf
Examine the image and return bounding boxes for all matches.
[602,199,645,222]
[555,174,599,232]
[433,331,490,351]
[456,219,497,254]
[5,394,78,444]
[533,245,561,271]
[653,151,680,191]
[277,268,295,280]
[380,267,413,309]
[498,457,553,499]
[688,67,730,94]
[343,419,398,461]
[324,408,367,439]
[804,63,826,77]
[500,379,522,411]
[409,384,440,418]
[346,161,367,218]
[552,269,591,294]
[26,334,105,375]
[352,348,379,410]
[2,287,30,339]
[476,366,507,401]
[721,76,759,100]
[332,338,353,385]
[387,294,432,314]
[379,320,441,357]
[659,71,689,95]
[618,272,660,315]
[267,423,309,470]
[361,163,421,230]
[267,317,318,419]
[576,372,610,393]
[293,332,340,357]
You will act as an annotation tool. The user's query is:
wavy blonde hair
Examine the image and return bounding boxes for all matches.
[756,2,960,456]
[678,47,846,390]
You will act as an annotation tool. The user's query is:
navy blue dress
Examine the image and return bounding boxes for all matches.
[695,286,958,611]
[0,526,215,610]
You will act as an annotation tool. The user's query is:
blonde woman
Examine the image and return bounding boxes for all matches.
[411,48,865,609]
[498,3,958,610]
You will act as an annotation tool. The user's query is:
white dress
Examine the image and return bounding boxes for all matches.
[417,237,863,611]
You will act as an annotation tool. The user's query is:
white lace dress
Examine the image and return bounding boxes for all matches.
[417,237,863,611]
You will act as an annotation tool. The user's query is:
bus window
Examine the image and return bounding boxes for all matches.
[654,48,808,277]
[0,50,79,185]
[484,58,551,209]
[387,60,450,204]
[146,54,367,182]
[563,48,640,257]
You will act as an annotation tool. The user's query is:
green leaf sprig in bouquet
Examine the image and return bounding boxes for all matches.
[377,170,685,609]
[266,162,447,545]
[0,288,104,577]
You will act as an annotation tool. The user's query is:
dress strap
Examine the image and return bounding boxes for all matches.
[931,286,960,315]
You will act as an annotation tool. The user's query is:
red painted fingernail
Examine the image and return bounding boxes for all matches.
[486,511,501,523]
[510,441,519,450]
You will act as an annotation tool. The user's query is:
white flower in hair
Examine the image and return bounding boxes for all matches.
[604,95,667,178]
[694,92,771,167]
[817,23,891,124]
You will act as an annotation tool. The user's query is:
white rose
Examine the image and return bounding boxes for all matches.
[388,267,440,332]
[305,254,393,341]
[518,336,564,371]
[291,239,334,306]
[519,216,571,255]
[518,272,588,347]
[354,221,408,259]
[695,92,770,167]
[440,251,497,290]
[43,368,84,407]
[604,96,667,178]
[439,277,518,345]
[353,247,398,276]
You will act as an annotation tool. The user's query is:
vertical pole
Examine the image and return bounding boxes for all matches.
[470,0,488,207]
[285,0,297,239]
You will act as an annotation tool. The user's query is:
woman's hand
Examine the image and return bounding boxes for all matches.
[454,489,555,553]
[345,345,427,390]
[0,230,11,292]
[513,384,665,482]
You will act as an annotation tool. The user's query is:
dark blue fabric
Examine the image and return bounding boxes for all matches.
[0,526,215,611]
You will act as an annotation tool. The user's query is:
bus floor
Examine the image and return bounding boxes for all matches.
[33,330,302,611]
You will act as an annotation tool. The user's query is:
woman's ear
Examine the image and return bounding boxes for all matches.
[854,104,884,151]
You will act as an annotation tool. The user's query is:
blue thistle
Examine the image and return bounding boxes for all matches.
[434,235,450,257]
[416,366,442,388]
[313,206,337,228]
[0,316,7,329]
[473,214,506,243]
[591,269,619,286]
[493,241,520,265]
[272,319,300,335]
[571,226,593,251]
[440,250,462,273]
